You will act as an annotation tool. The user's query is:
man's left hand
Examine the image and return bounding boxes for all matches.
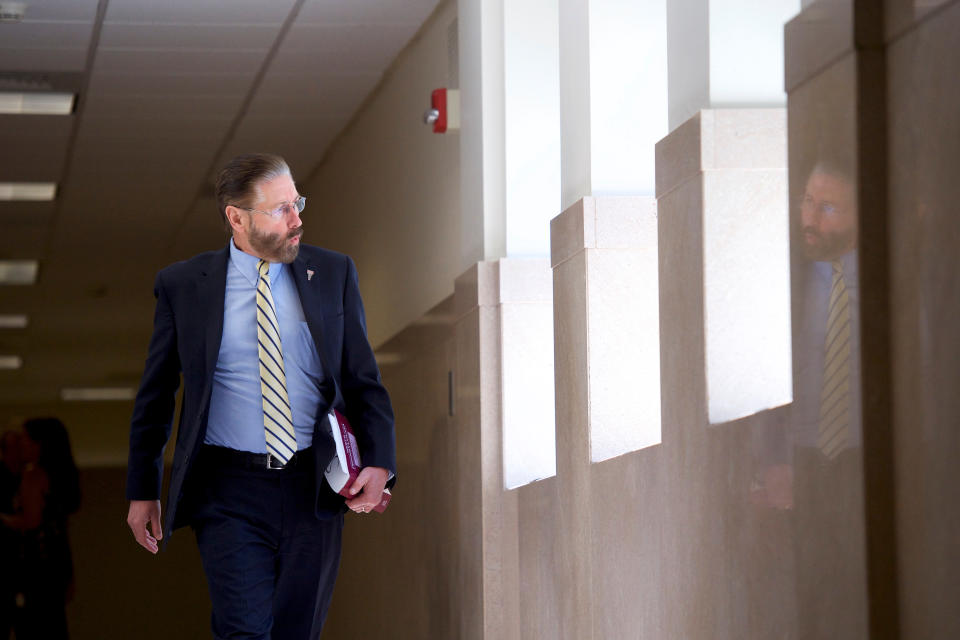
[345,466,389,514]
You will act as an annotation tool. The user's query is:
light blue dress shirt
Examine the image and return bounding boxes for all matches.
[205,240,324,452]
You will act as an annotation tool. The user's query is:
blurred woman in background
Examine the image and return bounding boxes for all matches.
[0,418,80,639]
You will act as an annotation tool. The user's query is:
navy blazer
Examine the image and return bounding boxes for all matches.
[126,243,396,532]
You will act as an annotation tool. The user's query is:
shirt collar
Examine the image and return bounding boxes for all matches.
[812,249,858,284]
[839,249,857,278]
[229,238,285,287]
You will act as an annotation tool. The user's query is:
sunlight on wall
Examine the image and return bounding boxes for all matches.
[500,259,557,488]
[588,198,662,461]
[702,115,793,424]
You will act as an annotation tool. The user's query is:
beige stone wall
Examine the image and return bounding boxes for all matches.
[324,0,960,624]
[301,0,461,349]
[323,295,461,639]
[887,1,960,638]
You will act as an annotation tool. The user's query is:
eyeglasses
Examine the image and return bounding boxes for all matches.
[231,195,306,219]
[799,194,839,217]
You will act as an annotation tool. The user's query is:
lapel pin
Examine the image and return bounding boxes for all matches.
[307,269,315,281]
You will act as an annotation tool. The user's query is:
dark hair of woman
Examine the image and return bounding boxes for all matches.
[22,417,80,515]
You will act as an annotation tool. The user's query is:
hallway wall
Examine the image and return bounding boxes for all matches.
[887,2,960,637]
[301,0,462,349]
[322,296,459,639]
[322,2,960,639]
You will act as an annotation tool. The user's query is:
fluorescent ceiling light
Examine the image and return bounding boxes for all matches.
[0,183,56,201]
[0,92,74,115]
[0,260,38,285]
[61,387,137,402]
[0,2,26,23]
[0,355,23,369]
[0,314,28,328]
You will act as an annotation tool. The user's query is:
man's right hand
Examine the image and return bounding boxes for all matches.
[127,499,163,554]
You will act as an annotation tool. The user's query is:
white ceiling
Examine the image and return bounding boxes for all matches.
[0,0,442,408]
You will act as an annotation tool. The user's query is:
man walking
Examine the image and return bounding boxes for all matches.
[126,153,396,639]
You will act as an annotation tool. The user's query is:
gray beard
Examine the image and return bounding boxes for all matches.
[248,224,301,264]
[802,227,854,262]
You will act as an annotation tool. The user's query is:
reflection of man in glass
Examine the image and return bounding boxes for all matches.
[800,167,857,260]
[794,162,861,454]
[751,162,860,509]
[792,161,868,640]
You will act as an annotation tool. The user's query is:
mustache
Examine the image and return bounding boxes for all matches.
[287,227,303,240]
[801,226,821,241]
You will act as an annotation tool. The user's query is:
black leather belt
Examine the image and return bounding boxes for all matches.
[200,444,312,471]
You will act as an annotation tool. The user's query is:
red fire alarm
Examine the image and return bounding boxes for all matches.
[424,88,460,133]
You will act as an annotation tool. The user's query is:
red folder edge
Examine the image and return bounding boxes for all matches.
[329,409,392,512]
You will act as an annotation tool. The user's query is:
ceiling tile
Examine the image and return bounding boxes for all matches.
[283,22,413,52]
[0,152,69,182]
[0,22,95,49]
[297,0,440,26]
[17,0,99,22]
[73,126,227,151]
[225,113,342,160]
[94,49,270,75]
[272,24,413,73]
[0,47,89,72]
[87,71,256,97]
[250,71,379,116]
[0,116,73,181]
[77,114,235,140]
[104,0,297,25]
[99,23,280,50]
[0,201,56,224]
[0,220,47,258]
[0,114,75,137]
[82,92,242,118]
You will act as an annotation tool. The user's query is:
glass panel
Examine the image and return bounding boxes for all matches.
[787,42,868,640]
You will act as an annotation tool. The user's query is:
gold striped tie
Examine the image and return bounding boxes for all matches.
[256,259,297,464]
[817,261,851,459]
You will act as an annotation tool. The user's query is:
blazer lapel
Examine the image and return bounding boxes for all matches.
[291,254,327,349]
[199,245,229,378]
[292,255,344,406]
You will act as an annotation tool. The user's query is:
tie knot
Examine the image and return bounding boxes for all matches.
[257,259,269,277]
[831,260,844,275]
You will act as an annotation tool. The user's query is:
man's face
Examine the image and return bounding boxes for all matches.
[799,170,857,262]
[233,173,303,264]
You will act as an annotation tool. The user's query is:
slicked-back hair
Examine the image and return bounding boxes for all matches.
[215,153,291,227]
[809,158,854,187]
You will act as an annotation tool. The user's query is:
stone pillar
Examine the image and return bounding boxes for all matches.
[551,196,662,460]
[655,109,792,426]
[550,195,661,638]
[453,258,555,639]
[654,108,791,637]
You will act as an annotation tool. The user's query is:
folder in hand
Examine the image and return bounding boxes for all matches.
[324,409,391,513]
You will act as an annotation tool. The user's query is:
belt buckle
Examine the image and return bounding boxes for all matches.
[266,453,286,470]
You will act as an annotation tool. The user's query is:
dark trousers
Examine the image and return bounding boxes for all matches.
[190,447,343,640]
